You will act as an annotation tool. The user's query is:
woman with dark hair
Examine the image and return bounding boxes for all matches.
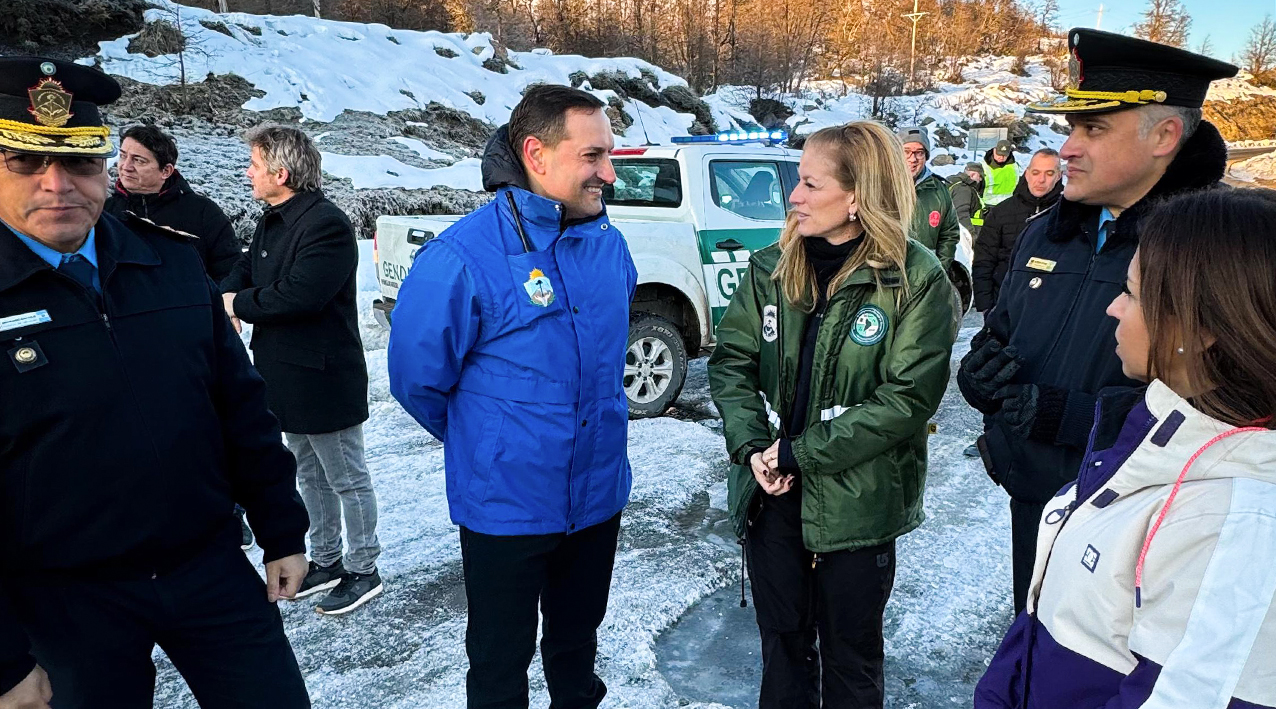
[707,121,958,708]
[976,188,1276,709]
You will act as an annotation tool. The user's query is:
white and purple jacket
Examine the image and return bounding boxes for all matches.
[976,380,1276,709]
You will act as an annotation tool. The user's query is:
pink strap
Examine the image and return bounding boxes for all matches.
[1134,426,1265,607]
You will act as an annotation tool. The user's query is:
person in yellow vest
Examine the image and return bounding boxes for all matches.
[982,139,1018,206]
[947,161,986,240]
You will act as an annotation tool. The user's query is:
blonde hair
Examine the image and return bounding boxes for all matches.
[772,121,915,311]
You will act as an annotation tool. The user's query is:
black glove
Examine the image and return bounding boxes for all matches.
[957,333,1022,415]
[996,384,1097,448]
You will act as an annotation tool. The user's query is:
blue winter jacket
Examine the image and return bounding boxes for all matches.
[388,128,637,536]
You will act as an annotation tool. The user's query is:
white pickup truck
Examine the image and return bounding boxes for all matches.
[373,136,973,418]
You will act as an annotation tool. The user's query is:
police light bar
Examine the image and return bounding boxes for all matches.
[671,130,788,145]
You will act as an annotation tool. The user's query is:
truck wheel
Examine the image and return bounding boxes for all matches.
[625,314,688,419]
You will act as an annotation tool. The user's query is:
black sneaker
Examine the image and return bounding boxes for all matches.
[295,560,345,599]
[238,511,254,550]
[315,569,384,616]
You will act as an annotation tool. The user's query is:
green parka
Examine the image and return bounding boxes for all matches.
[707,239,958,553]
[910,173,961,271]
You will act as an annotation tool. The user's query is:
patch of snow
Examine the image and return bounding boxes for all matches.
[389,137,455,163]
[1208,73,1276,102]
[321,153,483,191]
[1230,152,1276,183]
[93,0,695,139]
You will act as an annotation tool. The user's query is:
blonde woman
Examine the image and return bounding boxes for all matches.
[708,122,958,708]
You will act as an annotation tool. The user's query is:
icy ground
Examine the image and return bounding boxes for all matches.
[151,242,1010,707]
[1231,152,1276,184]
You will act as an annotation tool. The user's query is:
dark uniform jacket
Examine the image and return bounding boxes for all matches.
[947,172,985,240]
[104,172,242,284]
[222,190,368,435]
[969,121,1229,504]
[972,174,1064,313]
[0,214,309,692]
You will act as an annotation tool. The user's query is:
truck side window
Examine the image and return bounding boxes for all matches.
[604,159,682,207]
[710,161,785,222]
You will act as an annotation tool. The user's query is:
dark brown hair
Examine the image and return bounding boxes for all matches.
[122,124,178,169]
[507,84,605,154]
[1138,188,1276,428]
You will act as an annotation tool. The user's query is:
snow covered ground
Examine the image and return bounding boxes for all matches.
[1231,152,1276,183]
[151,244,1008,708]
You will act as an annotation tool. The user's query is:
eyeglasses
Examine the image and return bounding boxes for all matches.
[1,151,106,177]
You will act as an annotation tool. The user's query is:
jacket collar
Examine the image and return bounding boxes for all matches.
[0,211,160,294]
[113,171,190,202]
[1082,380,1276,499]
[498,186,606,250]
[1011,173,1064,209]
[264,190,324,227]
[1046,120,1228,248]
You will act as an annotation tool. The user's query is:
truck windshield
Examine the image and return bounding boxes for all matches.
[605,159,682,208]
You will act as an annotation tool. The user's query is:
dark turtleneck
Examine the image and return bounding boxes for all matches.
[767,233,863,477]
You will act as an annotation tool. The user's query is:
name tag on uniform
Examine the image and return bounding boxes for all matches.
[1026,257,1057,272]
[0,309,51,333]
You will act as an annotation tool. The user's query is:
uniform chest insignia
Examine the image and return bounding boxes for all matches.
[849,305,889,346]
[8,341,47,373]
[761,305,778,342]
[28,78,75,128]
[1026,257,1057,272]
[523,268,555,307]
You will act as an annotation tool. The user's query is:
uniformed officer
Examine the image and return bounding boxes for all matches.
[956,31,1238,615]
[0,58,312,708]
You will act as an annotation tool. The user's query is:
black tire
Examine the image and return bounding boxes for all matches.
[625,314,688,419]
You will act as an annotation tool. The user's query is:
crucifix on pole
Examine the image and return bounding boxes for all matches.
[904,0,929,86]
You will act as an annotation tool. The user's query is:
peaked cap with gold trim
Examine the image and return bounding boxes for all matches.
[1028,28,1237,114]
[0,57,120,157]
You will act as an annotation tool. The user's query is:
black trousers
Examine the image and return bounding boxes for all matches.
[1009,498,1046,615]
[459,512,621,709]
[745,486,896,709]
[7,531,309,709]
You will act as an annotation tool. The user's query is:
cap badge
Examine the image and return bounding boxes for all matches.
[28,78,74,128]
[1067,47,1083,92]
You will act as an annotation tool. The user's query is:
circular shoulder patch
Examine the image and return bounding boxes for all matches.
[849,305,889,346]
[928,210,941,228]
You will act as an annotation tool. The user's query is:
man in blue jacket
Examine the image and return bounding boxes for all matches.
[388,85,636,709]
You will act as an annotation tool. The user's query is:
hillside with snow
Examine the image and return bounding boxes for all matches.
[69,1,1275,230]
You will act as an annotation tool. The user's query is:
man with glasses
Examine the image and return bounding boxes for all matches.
[0,57,312,708]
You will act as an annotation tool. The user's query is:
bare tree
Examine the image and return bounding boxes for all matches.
[1037,0,1059,33]
[1241,16,1276,78]
[1133,0,1192,48]
[1194,34,1214,57]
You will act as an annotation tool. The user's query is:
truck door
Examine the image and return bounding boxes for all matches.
[699,157,791,328]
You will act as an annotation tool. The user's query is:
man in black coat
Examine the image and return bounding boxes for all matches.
[0,57,310,708]
[956,30,1238,615]
[104,124,242,284]
[971,148,1063,314]
[223,124,382,616]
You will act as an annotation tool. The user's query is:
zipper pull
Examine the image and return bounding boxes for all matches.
[101,313,112,331]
